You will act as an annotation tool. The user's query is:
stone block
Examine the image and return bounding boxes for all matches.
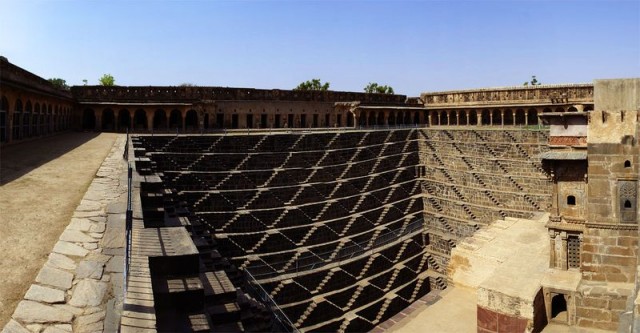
[2,319,31,333]
[580,297,608,309]
[35,265,73,290]
[53,241,89,257]
[12,301,73,324]
[576,307,611,322]
[47,253,77,271]
[76,260,104,279]
[69,280,107,307]
[24,284,65,304]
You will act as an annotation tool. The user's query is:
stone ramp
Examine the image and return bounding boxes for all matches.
[387,213,550,332]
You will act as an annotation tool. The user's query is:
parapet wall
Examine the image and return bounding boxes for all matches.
[71,85,408,104]
[422,84,593,107]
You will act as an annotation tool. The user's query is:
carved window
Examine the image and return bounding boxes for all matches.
[567,196,576,206]
[619,180,637,223]
[625,160,631,168]
[567,236,580,269]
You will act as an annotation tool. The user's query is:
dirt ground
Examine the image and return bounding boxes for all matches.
[0,132,119,328]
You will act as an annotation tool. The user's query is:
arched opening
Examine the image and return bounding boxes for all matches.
[567,106,578,112]
[551,294,568,322]
[481,110,490,125]
[13,99,23,140]
[492,110,502,126]
[33,103,40,136]
[346,112,354,127]
[24,101,32,137]
[624,160,631,168]
[528,109,539,125]
[134,109,147,130]
[185,109,198,130]
[567,195,576,206]
[204,114,209,130]
[82,109,96,130]
[377,112,384,126]
[459,111,468,126]
[169,109,182,130]
[515,109,526,125]
[153,109,167,130]
[102,109,116,131]
[504,109,514,126]
[40,104,46,135]
[625,200,632,209]
[413,111,420,126]
[368,111,376,126]
[441,111,449,126]
[0,96,8,142]
[583,105,594,112]
[430,111,438,126]
[388,111,396,126]
[118,109,131,131]
[359,113,367,127]
[469,110,478,125]
[555,107,565,113]
[404,111,411,125]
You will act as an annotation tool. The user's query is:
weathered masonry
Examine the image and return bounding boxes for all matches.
[2,56,640,333]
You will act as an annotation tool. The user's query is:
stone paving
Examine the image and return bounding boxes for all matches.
[2,136,127,333]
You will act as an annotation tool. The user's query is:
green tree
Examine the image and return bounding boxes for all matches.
[99,74,115,86]
[48,78,69,90]
[294,78,330,91]
[523,75,541,86]
[364,82,394,94]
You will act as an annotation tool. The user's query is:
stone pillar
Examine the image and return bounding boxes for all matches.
[455,110,459,126]
[465,110,470,127]
[560,232,568,270]
[549,231,557,268]
[146,111,153,131]
[525,111,529,126]
[95,112,102,131]
[489,112,493,126]
[512,110,516,126]
[384,111,389,126]
[500,110,505,127]
[476,112,482,126]
[427,113,432,127]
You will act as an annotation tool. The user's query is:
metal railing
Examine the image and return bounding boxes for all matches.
[244,269,299,333]
[123,163,133,301]
[246,218,425,280]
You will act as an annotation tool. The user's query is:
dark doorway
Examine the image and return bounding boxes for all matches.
[300,114,307,128]
[134,109,147,130]
[231,114,238,129]
[287,114,294,128]
[185,110,198,131]
[261,114,268,128]
[551,294,567,322]
[274,114,281,128]
[216,113,224,129]
[102,109,116,131]
[313,114,318,128]
[169,110,182,130]
[204,114,209,130]
[153,109,167,130]
[346,113,353,127]
[246,114,253,129]
[119,110,131,131]
[336,114,342,127]
[83,109,96,130]
[325,114,330,127]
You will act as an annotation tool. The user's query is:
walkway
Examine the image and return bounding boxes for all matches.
[0,132,120,330]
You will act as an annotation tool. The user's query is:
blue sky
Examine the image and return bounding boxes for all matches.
[1,0,638,96]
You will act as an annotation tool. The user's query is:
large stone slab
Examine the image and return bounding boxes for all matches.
[69,280,107,307]
[12,301,73,324]
[106,256,124,273]
[60,229,97,243]
[47,253,77,271]
[101,225,125,249]
[24,284,65,304]
[77,200,102,212]
[35,265,73,290]
[67,218,93,232]
[76,260,104,280]
[53,241,89,257]
[1,319,30,333]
